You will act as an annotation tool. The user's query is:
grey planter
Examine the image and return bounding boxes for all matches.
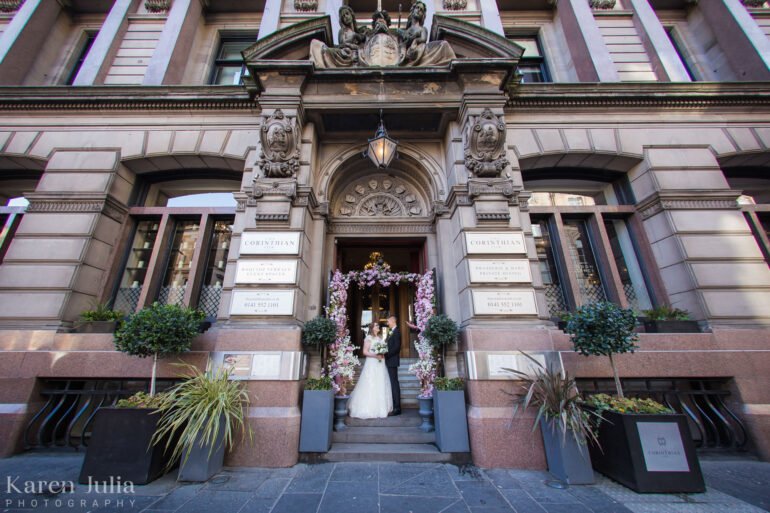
[299,389,334,452]
[418,396,435,433]
[433,390,470,452]
[177,418,226,482]
[539,419,594,485]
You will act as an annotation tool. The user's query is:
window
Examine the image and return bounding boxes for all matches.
[665,27,697,81]
[0,193,33,266]
[65,32,98,85]
[210,36,255,85]
[508,35,550,83]
[725,171,770,265]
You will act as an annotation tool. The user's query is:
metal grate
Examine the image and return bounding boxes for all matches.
[579,378,749,452]
[158,285,185,306]
[198,285,223,318]
[544,283,568,317]
[113,287,142,313]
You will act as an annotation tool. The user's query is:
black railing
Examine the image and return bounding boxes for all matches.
[578,378,749,452]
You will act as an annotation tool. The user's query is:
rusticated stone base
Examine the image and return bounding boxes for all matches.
[225,408,301,467]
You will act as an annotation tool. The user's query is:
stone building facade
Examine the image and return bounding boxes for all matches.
[0,0,769,468]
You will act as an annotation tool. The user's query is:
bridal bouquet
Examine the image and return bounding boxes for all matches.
[370,339,388,359]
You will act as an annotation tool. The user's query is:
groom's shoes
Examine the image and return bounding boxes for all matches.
[388,409,402,416]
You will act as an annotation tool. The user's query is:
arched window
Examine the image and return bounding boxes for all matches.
[724,167,770,264]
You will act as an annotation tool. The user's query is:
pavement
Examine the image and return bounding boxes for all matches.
[0,453,768,513]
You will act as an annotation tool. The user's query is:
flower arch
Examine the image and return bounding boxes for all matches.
[326,260,437,397]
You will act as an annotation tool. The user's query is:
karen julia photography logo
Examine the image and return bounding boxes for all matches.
[4,475,136,510]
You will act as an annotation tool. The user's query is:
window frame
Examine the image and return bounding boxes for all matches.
[64,30,99,86]
[0,206,25,265]
[664,25,698,82]
[741,205,770,265]
[208,34,256,86]
[506,33,551,84]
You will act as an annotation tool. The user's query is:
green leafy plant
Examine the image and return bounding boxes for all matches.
[114,303,204,396]
[423,314,458,348]
[556,311,572,322]
[116,391,166,409]
[642,306,691,321]
[80,301,124,322]
[152,363,252,469]
[585,393,672,415]
[505,353,599,448]
[305,376,333,390]
[302,316,337,347]
[565,301,638,398]
[434,377,465,391]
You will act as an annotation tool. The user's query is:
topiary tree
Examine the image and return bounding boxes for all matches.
[564,301,638,398]
[301,316,337,347]
[423,314,459,349]
[114,302,204,397]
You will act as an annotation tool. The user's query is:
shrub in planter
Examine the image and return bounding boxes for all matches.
[302,316,337,347]
[583,394,705,493]
[642,306,700,333]
[152,363,252,482]
[299,376,334,452]
[507,355,598,485]
[75,302,124,333]
[433,377,470,453]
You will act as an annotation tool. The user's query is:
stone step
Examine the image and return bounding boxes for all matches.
[332,426,435,444]
[345,410,421,427]
[322,443,451,463]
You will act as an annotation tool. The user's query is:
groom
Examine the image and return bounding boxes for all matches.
[385,316,402,416]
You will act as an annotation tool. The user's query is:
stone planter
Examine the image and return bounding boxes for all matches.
[79,407,174,485]
[177,415,226,482]
[299,389,334,452]
[418,396,435,433]
[588,410,705,493]
[539,419,594,485]
[333,395,349,432]
[433,390,469,452]
[74,320,118,333]
[643,320,700,333]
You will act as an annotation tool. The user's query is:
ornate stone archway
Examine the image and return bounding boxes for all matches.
[332,174,427,219]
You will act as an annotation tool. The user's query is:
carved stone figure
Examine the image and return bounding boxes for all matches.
[400,1,456,67]
[258,110,300,179]
[309,6,366,68]
[464,108,509,178]
[359,10,406,67]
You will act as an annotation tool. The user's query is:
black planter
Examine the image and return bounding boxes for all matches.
[299,389,334,452]
[589,410,705,493]
[74,320,118,333]
[433,390,469,452]
[643,320,700,333]
[539,419,594,485]
[178,415,226,482]
[79,407,173,485]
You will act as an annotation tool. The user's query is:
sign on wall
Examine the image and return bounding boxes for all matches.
[230,289,295,316]
[468,259,532,283]
[465,232,526,255]
[637,422,690,472]
[240,232,300,255]
[235,260,298,284]
[471,289,538,316]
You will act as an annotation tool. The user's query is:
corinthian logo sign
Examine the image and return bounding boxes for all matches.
[465,232,526,255]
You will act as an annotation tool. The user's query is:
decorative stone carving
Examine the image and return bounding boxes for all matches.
[257,110,301,179]
[0,0,23,13]
[443,0,467,10]
[294,0,318,12]
[741,0,766,7]
[253,179,298,200]
[145,0,171,13]
[333,175,425,218]
[588,0,616,9]
[464,108,509,178]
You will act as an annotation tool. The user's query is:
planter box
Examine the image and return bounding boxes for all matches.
[299,389,334,452]
[539,419,594,485]
[74,320,118,333]
[79,407,174,485]
[589,410,705,493]
[433,390,469,452]
[178,416,226,482]
[643,320,700,333]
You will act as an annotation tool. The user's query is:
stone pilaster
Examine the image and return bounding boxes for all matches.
[142,0,203,85]
[0,0,61,85]
[556,0,620,82]
[72,0,135,85]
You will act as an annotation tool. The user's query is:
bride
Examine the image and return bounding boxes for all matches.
[348,323,393,419]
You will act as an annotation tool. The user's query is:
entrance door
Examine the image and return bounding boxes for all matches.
[337,240,423,359]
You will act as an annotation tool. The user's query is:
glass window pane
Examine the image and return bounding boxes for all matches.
[563,219,607,304]
[114,219,161,314]
[604,219,652,311]
[519,64,545,83]
[197,219,233,318]
[212,66,242,85]
[510,38,541,57]
[217,40,252,60]
[166,193,237,208]
[157,220,200,307]
[533,219,569,316]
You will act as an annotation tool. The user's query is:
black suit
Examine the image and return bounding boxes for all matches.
[385,326,401,411]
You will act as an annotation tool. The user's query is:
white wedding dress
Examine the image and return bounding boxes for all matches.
[348,335,393,419]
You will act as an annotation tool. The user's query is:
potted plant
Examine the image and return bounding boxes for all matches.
[74,302,124,333]
[506,355,598,485]
[642,306,700,333]
[78,303,203,485]
[566,302,704,493]
[555,311,571,331]
[302,315,337,371]
[299,376,334,452]
[432,377,470,453]
[152,363,252,482]
[424,313,459,368]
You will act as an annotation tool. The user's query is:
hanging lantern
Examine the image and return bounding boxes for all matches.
[365,111,398,169]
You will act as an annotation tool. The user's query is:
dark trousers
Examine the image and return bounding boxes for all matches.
[387,366,401,411]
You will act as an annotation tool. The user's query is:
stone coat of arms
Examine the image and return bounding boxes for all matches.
[258,109,301,179]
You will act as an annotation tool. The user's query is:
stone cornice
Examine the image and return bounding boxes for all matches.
[24,193,129,223]
[636,191,742,220]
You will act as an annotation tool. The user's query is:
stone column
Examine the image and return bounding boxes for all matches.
[143,0,204,85]
[0,150,130,329]
[257,0,284,39]
[557,0,620,82]
[694,0,770,80]
[479,0,504,36]
[72,0,137,85]
[0,0,62,85]
[626,0,692,82]
[325,0,344,44]
[630,147,770,325]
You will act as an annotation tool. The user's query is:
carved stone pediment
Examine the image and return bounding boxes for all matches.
[464,108,509,178]
[257,109,301,179]
[332,175,426,218]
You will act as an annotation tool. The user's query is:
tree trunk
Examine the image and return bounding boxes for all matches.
[609,353,623,398]
[150,352,158,397]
